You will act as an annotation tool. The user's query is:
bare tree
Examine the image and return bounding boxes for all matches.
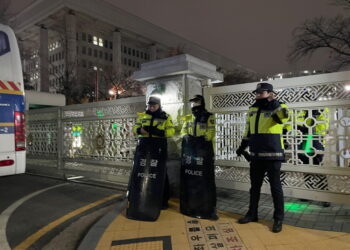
[215,68,259,87]
[102,69,145,99]
[288,0,350,70]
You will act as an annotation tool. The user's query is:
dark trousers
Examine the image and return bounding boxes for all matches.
[247,160,284,221]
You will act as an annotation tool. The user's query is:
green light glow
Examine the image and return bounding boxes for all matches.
[284,202,322,213]
[304,135,314,153]
[112,123,119,130]
[96,110,105,117]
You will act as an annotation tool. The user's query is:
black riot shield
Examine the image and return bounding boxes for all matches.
[180,135,216,219]
[126,138,167,221]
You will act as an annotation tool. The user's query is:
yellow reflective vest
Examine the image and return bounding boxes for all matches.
[243,100,289,160]
[133,111,175,138]
[180,113,216,142]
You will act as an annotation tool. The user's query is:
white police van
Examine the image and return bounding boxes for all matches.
[0,24,26,176]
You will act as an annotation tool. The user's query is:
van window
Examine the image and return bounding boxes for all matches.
[0,31,10,56]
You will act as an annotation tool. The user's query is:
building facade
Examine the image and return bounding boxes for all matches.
[9,0,249,101]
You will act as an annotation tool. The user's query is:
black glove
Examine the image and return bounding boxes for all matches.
[236,139,249,156]
[142,126,150,132]
[269,99,281,109]
[148,126,165,137]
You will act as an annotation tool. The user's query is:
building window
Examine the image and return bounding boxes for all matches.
[128,48,131,55]
[98,38,103,47]
[140,52,144,59]
[99,51,103,59]
[132,49,135,56]
[76,32,79,40]
[109,41,113,49]
[88,34,92,43]
[105,52,108,60]
[104,40,108,48]
[136,51,139,58]
[82,59,87,68]
[82,46,86,55]
[93,36,98,45]
[82,32,86,41]
[124,46,127,53]
[128,59,131,66]
[88,47,92,56]
[137,62,140,68]
[123,58,127,65]
[94,49,97,57]
[109,54,113,61]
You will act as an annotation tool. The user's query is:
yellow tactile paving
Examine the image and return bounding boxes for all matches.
[96,199,350,250]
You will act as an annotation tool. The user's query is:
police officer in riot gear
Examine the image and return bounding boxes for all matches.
[236,83,289,233]
[127,96,175,221]
[180,95,218,220]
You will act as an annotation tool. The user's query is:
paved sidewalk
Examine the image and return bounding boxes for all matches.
[216,188,350,233]
[78,191,350,250]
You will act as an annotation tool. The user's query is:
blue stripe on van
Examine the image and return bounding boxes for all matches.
[0,93,25,123]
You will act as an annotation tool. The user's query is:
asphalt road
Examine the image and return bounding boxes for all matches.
[0,174,122,249]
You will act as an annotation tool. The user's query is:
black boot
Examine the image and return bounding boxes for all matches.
[272,220,283,233]
[238,215,258,224]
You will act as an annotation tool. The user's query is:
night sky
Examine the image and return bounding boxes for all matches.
[4,0,345,75]
[105,0,343,75]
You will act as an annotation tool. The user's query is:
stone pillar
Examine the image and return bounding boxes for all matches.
[39,25,49,92]
[113,29,122,72]
[65,10,77,81]
[132,54,223,193]
[133,54,223,128]
[149,43,157,61]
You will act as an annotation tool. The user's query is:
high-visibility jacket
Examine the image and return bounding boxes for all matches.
[133,111,175,138]
[180,112,215,142]
[243,100,289,160]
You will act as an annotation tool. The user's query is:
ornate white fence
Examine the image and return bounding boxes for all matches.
[26,96,145,185]
[26,71,350,203]
[205,71,350,204]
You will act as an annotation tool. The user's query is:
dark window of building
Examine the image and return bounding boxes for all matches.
[99,51,103,58]
[55,53,58,61]
[136,51,139,58]
[76,32,79,40]
[58,52,61,60]
[140,52,144,59]
[132,61,135,67]
[94,49,97,57]
[128,48,131,55]
[82,46,86,55]
[109,53,113,61]
[132,49,135,56]
[104,40,108,48]
[105,52,108,60]
[109,41,113,49]
[128,59,131,66]
[123,58,127,65]
[124,46,127,53]
[88,34,92,43]
[137,62,140,68]
[88,47,92,56]
[82,59,86,68]
[82,32,86,41]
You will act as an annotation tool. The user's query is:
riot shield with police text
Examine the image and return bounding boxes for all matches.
[180,135,216,219]
[127,138,167,221]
